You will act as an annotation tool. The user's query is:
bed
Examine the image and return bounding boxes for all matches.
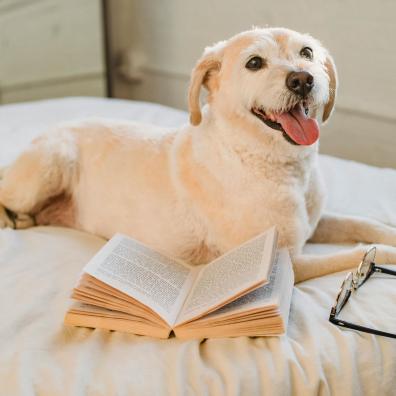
[0,97,395,395]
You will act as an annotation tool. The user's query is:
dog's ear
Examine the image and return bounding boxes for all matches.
[188,45,223,126]
[322,53,338,123]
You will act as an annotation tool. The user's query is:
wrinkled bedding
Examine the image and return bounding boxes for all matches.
[0,98,395,395]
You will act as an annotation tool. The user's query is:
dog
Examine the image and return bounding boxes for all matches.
[2,27,396,283]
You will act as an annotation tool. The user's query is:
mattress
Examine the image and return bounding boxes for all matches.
[0,97,395,395]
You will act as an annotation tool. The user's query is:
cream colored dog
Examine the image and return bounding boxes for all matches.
[2,27,396,282]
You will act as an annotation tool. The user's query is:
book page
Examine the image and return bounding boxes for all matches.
[83,234,200,326]
[278,251,294,330]
[65,302,171,338]
[175,227,278,325]
[196,249,293,322]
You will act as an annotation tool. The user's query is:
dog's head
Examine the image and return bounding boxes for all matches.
[188,28,337,147]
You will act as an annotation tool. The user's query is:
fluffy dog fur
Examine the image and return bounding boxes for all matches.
[2,27,396,283]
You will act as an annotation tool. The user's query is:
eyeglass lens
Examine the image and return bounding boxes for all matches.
[356,247,376,288]
[335,272,353,315]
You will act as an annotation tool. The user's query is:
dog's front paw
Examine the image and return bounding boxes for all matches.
[375,224,396,247]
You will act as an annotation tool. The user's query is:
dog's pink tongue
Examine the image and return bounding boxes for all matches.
[275,106,319,145]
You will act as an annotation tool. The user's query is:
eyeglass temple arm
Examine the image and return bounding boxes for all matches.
[329,316,396,339]
[374,266,396,276]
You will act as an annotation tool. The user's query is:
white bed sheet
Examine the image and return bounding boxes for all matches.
[0,97,395,395]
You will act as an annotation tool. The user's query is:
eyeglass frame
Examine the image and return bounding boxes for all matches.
[329,246,396,339]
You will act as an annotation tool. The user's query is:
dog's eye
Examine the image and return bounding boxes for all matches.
[245,56,265,71]
[300,47,313,60]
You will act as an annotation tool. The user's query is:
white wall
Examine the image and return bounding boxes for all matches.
[104,1,396,167]
[0,0,106,103]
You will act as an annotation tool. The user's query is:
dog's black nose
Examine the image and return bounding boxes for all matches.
[286,71,314,98]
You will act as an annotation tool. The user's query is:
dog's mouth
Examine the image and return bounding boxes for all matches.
[251,102,319,146]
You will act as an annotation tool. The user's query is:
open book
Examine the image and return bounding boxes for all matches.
[64,227,294,339]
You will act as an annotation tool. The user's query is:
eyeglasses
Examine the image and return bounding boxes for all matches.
[329,247,396,339]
